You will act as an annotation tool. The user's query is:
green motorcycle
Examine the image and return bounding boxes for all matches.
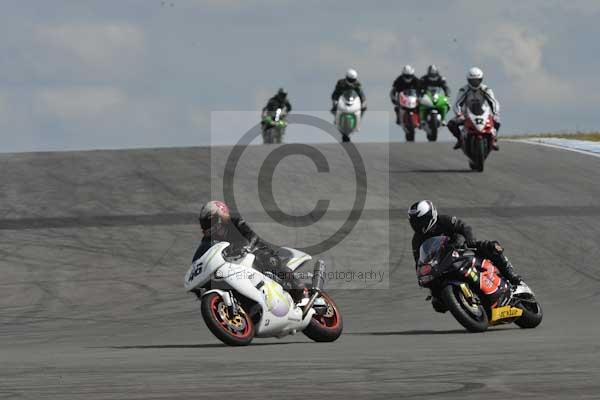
[419,87,450,142]
[261,108,288,144]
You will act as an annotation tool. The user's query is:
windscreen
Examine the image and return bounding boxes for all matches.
[418,236,448,265]
[467,99,487,116]
[342,89,357,101]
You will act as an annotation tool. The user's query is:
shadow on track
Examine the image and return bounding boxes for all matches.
[105,341,307,349]
[390,169,474,174]
[347,328,518,336]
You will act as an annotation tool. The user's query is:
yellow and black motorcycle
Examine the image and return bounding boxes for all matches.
[417,236,543,332]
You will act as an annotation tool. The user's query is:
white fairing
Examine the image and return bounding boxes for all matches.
[512,281,535,297]
[467,102,491,133]
[419,95,433,108]
[278,246,312,271]
[184,242,315,338]
[335,93,362,131]
[398,90,418,109]
[184,241,229,291]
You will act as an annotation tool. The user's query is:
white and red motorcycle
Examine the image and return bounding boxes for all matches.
[397,88,420,142]
[184,242,343,346]
[460,99,496,172]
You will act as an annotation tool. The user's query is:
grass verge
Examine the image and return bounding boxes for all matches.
[505,132,600,142]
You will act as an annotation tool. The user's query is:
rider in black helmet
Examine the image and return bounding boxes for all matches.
[419,64,450,97]
[390,65,421,125]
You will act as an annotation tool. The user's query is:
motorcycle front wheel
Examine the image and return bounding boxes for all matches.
[427,119,438,142]
[201,292,255,346]
[303,291,343,342]
[262,128,274,144]
[441,284,489,332]
[404,125,415,142]
[469,137,486,172]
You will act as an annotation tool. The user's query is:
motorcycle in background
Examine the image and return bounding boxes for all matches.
[398,89,420,142]
[419,87,449,142]
[262,108,287,144]
[335,89,362,143]
[460,99,495,172]
[416,236,543,332]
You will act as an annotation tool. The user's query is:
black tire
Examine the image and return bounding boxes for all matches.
[427,120,438,142]
[274,127,284,144]
[341,134,350,143]
[514,300,543,329]
[263,129,273,144]
[405,125,415,142]
[303,292,343,342]
[473,138,485,172]
[440,284,489,332]
[201,292,255,346]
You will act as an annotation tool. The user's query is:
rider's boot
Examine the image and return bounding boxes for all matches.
[496,255,522,285]
[491,133,500,151]
[453,139,463,150]
[431,296,448,313]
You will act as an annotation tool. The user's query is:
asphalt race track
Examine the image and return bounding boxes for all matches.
[1,142,599,399]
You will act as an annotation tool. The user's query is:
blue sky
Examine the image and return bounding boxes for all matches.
[1,0,599,152]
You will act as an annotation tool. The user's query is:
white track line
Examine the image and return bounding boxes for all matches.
[505,139,600,159]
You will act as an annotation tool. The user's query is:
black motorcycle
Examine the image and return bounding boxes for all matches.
[417,236,543,332]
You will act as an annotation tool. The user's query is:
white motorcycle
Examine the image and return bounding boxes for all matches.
[460,99,496,172]
[335,89,362,142]
[184,242,343,346]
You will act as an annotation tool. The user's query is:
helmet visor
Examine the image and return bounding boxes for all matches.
[468,78,482,88]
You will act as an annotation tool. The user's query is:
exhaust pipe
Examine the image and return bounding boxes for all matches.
[303,260,326,317]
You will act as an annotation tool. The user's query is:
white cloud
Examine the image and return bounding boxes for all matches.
[38,23,144,66]
[476,24,572,103]
[35,86,126,120]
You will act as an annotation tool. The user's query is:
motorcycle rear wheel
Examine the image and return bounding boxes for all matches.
[201,292,255,346]
[514,300,543,329]
[303,292,343,342]
[441,285,489,332]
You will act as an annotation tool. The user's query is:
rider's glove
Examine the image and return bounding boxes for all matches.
[508,274,522,285]
[465,238,478,249]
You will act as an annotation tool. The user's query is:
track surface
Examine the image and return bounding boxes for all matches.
[1,142,599,399]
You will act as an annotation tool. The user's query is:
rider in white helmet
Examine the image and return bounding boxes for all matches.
[447,67,501,150]
[390,65,421,125]
[331,68,367,114]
